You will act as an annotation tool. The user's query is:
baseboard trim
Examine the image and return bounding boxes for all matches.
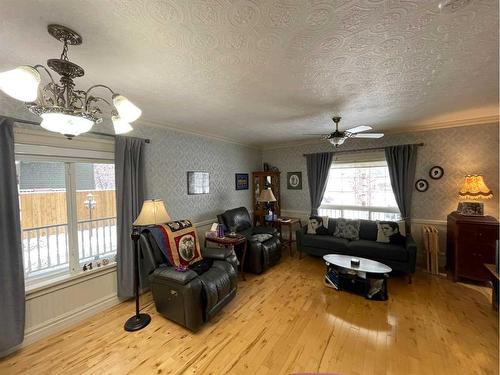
[1,293,121,358]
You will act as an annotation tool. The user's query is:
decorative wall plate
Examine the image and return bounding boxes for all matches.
[429,166,444,180]
[415,179,429,192]
[287,172,302,190]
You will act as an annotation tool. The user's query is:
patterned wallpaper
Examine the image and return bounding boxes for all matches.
[132,126,261,223]
[262,123,499,221]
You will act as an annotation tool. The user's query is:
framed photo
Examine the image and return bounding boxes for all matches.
[235,173,249,190]
[457,202,484,216]
[287,172,302,190]
[187,171,209,195]
[415,179,429,192]
[429,166,444,180]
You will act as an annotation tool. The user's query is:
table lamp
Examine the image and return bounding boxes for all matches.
[124,199,171,332]
[258,188,277,221]
[457,175,493,216]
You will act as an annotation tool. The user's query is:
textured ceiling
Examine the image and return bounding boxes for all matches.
[0,0,498,145]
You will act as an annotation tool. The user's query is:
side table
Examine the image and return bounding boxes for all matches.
[278,218,302,257]
[205,235,248,280]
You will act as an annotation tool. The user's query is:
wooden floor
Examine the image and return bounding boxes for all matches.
[1,253,498,375]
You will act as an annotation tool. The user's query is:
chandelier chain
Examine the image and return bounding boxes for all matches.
[60,40,69,61]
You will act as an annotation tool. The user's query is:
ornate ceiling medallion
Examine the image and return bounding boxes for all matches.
[0,24,141,139]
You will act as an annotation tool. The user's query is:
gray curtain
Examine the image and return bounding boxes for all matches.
[306,152,333,216]
[0,118,25,354]
[385,144,418,229]
[115,136,146,299]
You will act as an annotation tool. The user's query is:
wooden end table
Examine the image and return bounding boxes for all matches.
[278,218,302,257]
[484,263,499,310]
[205,235,248,280]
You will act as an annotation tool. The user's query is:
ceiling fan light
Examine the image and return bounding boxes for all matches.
[329,137,345,146]
[112,115,133,134]
[112,94,141,122]
[0,66,40,102]
[41,112,94,137]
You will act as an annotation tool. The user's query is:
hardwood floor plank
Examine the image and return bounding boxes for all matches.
[0,253,497,375]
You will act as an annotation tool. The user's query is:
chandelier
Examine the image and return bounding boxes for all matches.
[0,24,141,139]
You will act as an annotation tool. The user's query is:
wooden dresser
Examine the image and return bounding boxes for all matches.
[446,211,499,282]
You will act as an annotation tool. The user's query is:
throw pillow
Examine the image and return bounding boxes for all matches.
[153,220,203,267]
[376,220,407,245]
[307,215,329,235]
[333,219,360,240]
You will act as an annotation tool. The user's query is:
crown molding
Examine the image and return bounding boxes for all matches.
[135,119,261,150]
[386,115,499,135]
[261,115,499,151]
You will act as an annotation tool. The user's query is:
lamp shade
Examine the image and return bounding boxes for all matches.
[112,115,133,134]
[40,112,94,136]
[0,66,41,102]
[458,175,493,200]
[112,94,142,123]
[258,188,277,202]
[133,199,171,226]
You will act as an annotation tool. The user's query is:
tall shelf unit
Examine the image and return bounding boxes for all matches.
[252,171,281,225]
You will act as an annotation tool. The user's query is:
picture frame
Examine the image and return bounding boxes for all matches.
[235,173,249,190]
[429,166,444,180]
[415,179,429,192]
[187,171,209,195]
[287,172,302,190]
[457,202,484,216]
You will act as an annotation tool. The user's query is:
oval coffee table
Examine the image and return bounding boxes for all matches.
[323,254,392,301]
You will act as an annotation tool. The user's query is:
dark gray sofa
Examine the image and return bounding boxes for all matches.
[296,218,416,278]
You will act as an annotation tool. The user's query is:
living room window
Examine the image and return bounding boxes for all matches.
[319,154,400,221]
[16,156,117,283]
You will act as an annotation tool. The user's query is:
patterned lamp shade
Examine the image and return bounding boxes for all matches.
[458,175,493,200]
[258,188,277,202]
[133,199,171,226]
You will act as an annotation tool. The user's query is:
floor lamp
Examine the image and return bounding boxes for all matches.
[124,199,171,332]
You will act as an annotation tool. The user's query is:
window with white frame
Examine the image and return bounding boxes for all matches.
[319,152,400,221]
[15,144,117,284]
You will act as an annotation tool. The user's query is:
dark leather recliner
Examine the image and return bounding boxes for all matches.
[218,207,281,274]
[139,230,238,331]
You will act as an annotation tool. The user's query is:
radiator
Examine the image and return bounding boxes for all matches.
[422,225,440,275]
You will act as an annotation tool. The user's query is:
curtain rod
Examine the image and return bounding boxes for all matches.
[302,143,424,157]
[2,115,151,144]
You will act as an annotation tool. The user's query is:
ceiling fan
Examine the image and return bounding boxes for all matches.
[305,116,384,146]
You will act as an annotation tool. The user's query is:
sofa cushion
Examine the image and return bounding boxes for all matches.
[302,235,349,252]
[333,219,360,240]
[307,216,329,235]
[347,240,408,262]
[327,218,336,235]
[359,220,378,241]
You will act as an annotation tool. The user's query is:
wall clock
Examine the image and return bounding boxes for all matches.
[429,166,444,180]
[415,179,429,192]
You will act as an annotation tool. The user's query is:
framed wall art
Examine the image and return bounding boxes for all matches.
[415,179,429,192]
[235,173,249,190]
[187,171,210,195]
[287,172,302,190]
[429,166,444,180]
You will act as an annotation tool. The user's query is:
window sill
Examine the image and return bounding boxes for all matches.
[25,263,117,299]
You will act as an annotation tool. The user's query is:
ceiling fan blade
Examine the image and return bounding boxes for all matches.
[302,133,331,136]
[351,133,384,138]
[346,125,372,134]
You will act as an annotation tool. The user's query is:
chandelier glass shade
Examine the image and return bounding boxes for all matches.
[0,24,141,139]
